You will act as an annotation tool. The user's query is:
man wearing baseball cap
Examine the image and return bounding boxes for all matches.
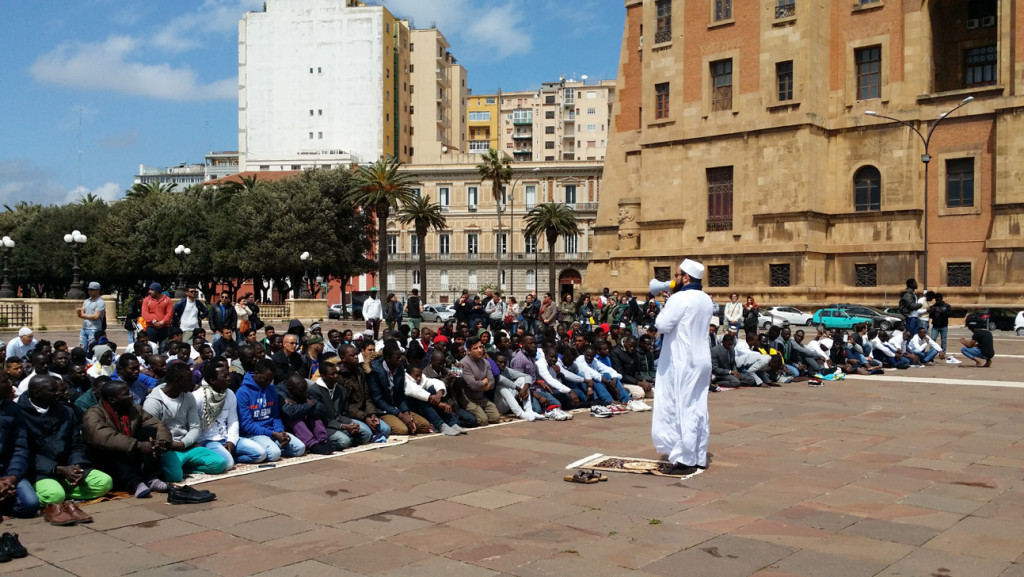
[651,258,717,478]
[76,281,106,349]
[362,288,383,340]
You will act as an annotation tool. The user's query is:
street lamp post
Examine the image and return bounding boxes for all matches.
[63,230,87,300]
[508,166,540,296]
[299,251,312,299]
[0,236,15,298]
[865,96,973,290]
[173,245,192,298]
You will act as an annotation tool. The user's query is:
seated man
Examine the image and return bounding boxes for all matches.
[15,352,62,399]
[5,358,24,387]
[20,375,112,523]
[368,341,430,435]
[595,340,649,408]
[423,350,477,429]
[310,360,374,450]
[610,337,652,399]
[143,363,229,482]
[634,335,657,391]
[84,380,170,498]
[193,362,264,469]
[404,355,464,436]
[235,358,306,461]
[86,345,115,379]
[493,350,557,422]
[734,332,773,385]
[457,337,502,427]
[337,344,390,441]
[711,334,757,388]
[114,353,158,405]
[870,331,911,369]
[543,344,595,408]
[961,321,995,368]
[0,373,38,520]
[277,374,335,454]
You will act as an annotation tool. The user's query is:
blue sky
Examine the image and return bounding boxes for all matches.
[0,0,624,206]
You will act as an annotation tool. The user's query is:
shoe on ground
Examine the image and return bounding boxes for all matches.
[133,482,151,499]
[62,501,93,524]
[545,409,562,420]
[554,408,571,421]
[454,424,468,435]
[0,533,26,560]
[309,442,335,455]
[42,503,76,526]
[589,406,612,418]
[946,356,962,364]
[658,463,700,477]
[167,486,217,505]
[627,400,651,412]
[778,376,794,384]
[441,424,461,436]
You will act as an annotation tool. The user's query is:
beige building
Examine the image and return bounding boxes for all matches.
[588,0,1024,307]
[389,157,603,303]
[408,28,468,162]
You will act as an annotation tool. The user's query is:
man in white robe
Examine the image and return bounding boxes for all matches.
[652,259,716,476]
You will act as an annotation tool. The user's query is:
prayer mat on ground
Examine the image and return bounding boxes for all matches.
[565,453,704,479]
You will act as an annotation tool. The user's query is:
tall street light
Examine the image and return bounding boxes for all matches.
[0,236,15,298]
[508,166,540,295]
[865,95,973,290]
[173,245,192,298]
[299,251,312,299]
[63,230,87,300]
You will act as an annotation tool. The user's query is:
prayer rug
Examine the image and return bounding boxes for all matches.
[565,453,704,479]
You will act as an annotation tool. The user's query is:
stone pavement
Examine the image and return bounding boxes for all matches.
[1,331,1023,576]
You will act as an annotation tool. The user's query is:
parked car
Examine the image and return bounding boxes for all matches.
[327,303,358,320]
[422,304,455,323]
[812,308,874,330]
[828,304,903,331]
[1016,311,1024,336]
[757,311,790,330]
[965,308,1018,331]
[763,306,814,326]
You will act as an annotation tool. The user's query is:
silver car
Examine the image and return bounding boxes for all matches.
[422,304,455,323]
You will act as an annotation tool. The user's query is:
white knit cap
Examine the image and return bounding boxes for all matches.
[679,259,704,280]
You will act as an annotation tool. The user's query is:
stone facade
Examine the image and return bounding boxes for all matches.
[390,158,602,303]
[588,0,1024,307]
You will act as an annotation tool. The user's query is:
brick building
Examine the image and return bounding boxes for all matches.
[587,0,1024,307]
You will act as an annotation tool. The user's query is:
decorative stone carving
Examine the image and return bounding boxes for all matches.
[617,198,641,250]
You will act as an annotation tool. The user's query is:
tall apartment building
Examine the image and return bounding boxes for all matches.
[238,0,464,171]
[588,0,1024,306]
[468,78,615,162]
[385,158,603,303]
[408,28,468,162]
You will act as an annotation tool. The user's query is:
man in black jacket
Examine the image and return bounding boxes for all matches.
[19,375,112,525]
[710,335,756,388]
[272,333,306,384]
[309,361,372,449]
[208,291,237,335]
[610,336,653,398]
[172,287,208,341]
[0,373,36,519]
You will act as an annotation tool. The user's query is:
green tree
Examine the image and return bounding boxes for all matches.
[347,157,419,297]
[477,149,512,291]
[398,193,447,301]
[125,181,176,200]
[523,203,580,297]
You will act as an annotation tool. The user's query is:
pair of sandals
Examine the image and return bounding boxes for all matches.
[564,469,609,484]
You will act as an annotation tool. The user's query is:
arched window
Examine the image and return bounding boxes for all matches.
[854,166,881,211]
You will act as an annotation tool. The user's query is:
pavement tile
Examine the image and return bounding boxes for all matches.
[84,505,168,531]
[176,503,276,530]
[640,534,797,577]
[557,508,650,535]
[105,516,206,545]
[840,518,941,546]
[446,488,535,510]
[924,516,1024,562]
[376,556,500,577]
[665,504,758,534]
[0,557,47,575]
[141,529,252,562]
[448,538,556,572]
[874,548,1010,577]
[511,555,664,577]
[730,519,832,549]
[999,563,1024,577]
[220,514,319,542]
[338,511,435,538]
[770,505,862,532]
[901,490,987,515]
[389,525,482,555]
[770,549,886,577]
[566,535,680,570]
[245,488,339,515]
[250,560,362,577]
[25,531,131,563]
[189,543,309,577]
[804,534,915,565]
[52,546,177,577]
[317,540,432,574]
[122,563,217,577]
[0,566,76,577]
[263,527,371,557]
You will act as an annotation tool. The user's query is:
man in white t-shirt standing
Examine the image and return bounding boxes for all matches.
[362,288,383,340]
[173,286,208,342]
[76,281,106,349]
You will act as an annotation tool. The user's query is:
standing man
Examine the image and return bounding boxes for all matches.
[539,292,557,332]
[363,288,383,340]
[209,291,237,339]
[142,283,173,347]
[405,289,422,331]
[899,278,922,335]
[652,259,716,477]
[76,282,106,349]
[172,286,208,342]
[723,293,743,334]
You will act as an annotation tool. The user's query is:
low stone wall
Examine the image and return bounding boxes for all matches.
[0,295,119,332]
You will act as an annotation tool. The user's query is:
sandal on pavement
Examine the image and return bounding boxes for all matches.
[564,470,600,484]
[584,469,608,482]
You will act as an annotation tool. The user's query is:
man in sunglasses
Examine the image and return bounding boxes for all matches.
[172,286,208,342]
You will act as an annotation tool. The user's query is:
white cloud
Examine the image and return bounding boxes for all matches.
[30,36,236,101]
[152,0,264,52]
[0,159,122,207]
[384,0,532,60]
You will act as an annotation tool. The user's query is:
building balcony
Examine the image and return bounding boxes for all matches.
[563,98,575,106]
[512,116,533,126]
[567,203,598,213]
[389,252,593,264]
[512,132,532,140]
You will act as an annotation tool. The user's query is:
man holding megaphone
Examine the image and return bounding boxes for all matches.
[650,259,717,477]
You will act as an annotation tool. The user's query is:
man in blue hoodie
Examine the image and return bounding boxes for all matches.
[235,358,305,461]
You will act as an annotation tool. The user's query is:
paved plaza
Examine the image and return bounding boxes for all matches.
[2,327,1023,576]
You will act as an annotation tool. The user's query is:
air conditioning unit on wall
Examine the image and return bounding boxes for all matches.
[982,16,996,27]
[967,18,979,29]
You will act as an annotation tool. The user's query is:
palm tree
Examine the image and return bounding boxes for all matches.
[76,193,104,205]
[477,149,512,292]
[523,202,581,297]
[125,181,176,200]
[347,157,419,296]
[398,193,447,301]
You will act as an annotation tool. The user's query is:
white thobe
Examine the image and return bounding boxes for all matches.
[652,287,716,468]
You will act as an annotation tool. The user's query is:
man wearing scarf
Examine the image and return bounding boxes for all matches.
[193,362,266,468]
[651,259,716,477]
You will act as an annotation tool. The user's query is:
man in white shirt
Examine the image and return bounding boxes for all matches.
[5,327,37,362]
[734,332,771,385]
[362,288,383,340]
[908,327,941,365]
[173,286,208,342]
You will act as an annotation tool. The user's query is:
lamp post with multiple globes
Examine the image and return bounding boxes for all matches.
[63,230,87,300]
[173,245,192,298]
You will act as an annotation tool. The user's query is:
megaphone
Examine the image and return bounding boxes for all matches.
[649,278,675,295]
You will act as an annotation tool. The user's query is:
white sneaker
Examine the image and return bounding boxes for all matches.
[545,409,561,420]
[589,406,612,418]
[453,424,468,435]
[522,411,539,422]
[946,356,962,364]
[554,408,571,421]
[440,424,460,436]
[628,400,652,412]
[778,376,794,384]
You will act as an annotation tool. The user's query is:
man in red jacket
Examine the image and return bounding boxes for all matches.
[142,283,173,347]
